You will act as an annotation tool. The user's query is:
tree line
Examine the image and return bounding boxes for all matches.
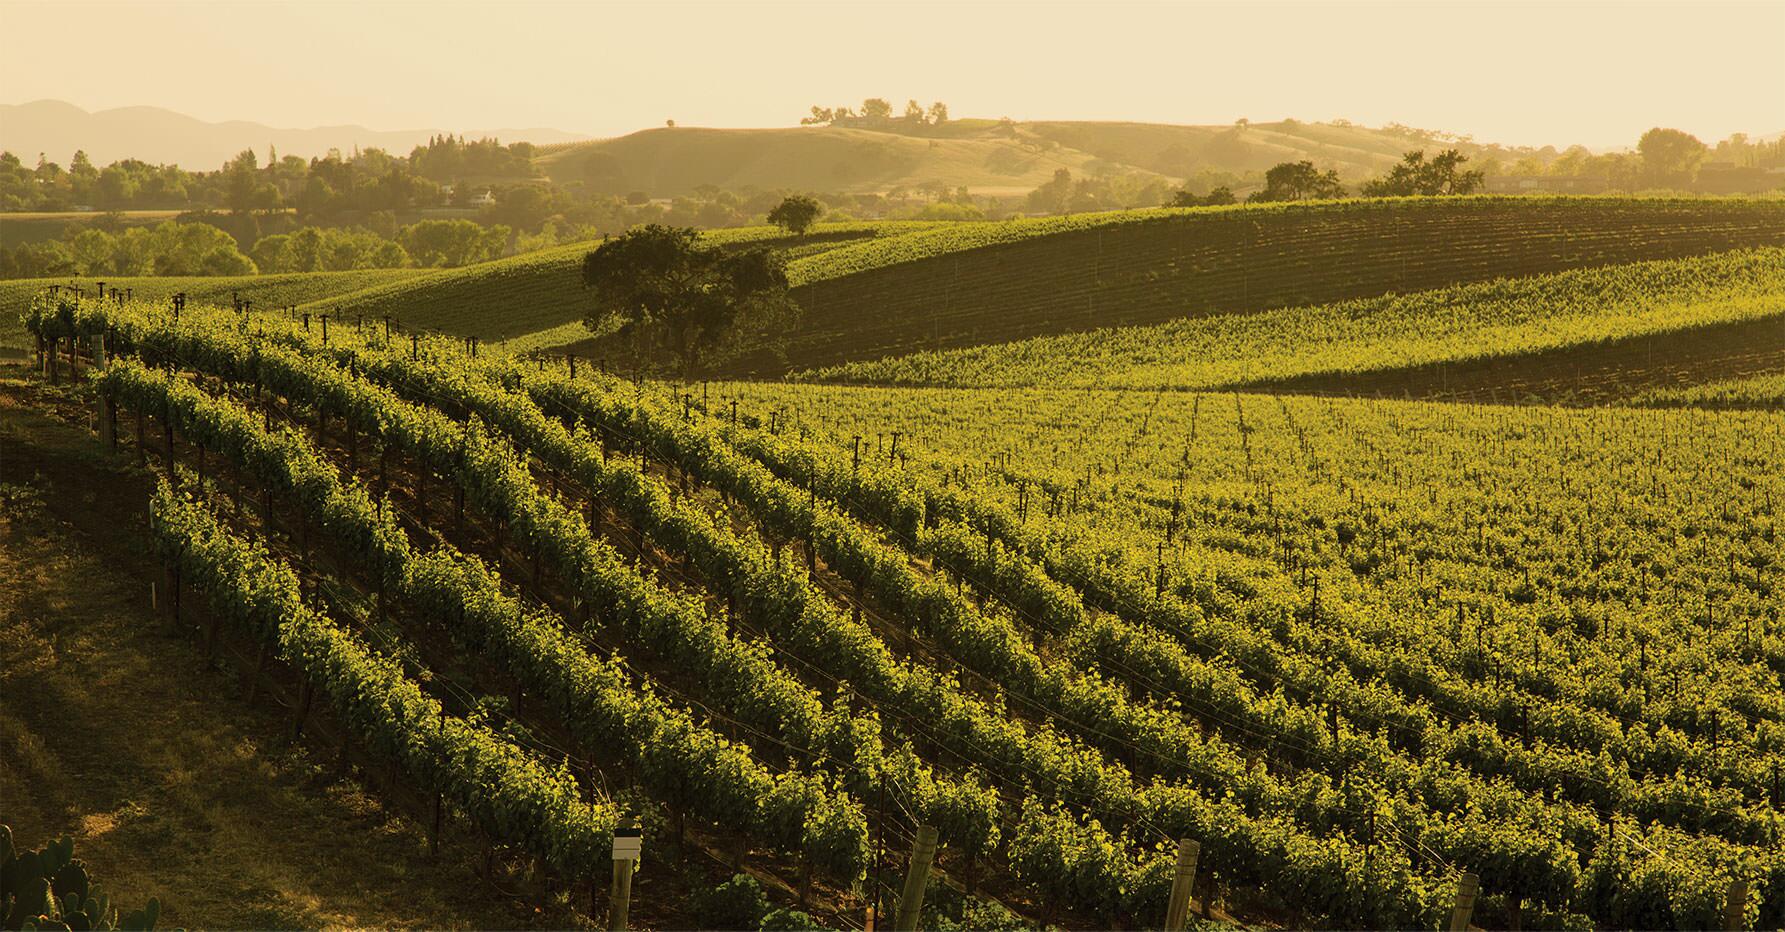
[801,98,949,130]
[0,135,540,215]
[0,217,522,279]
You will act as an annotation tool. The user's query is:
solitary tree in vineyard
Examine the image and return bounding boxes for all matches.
[581,224,800,376]
[767,194,823,235]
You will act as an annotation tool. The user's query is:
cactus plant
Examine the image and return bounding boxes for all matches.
[0,830,162,932]
[117,898,158,932]
[50,863,87,906]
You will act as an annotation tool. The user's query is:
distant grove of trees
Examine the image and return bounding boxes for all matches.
[1,220,256,278]
[802,98,949,130]
[1361,150,1485,197]
[1024,168,1173,215]
[0,135,541,215]
[0,215,524,278]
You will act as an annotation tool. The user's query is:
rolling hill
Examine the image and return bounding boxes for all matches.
[296,221,944,343]
[793,246,1785,396]
[772,196,1785,372]
[180,196,1785,374]
[532,118,1508,196]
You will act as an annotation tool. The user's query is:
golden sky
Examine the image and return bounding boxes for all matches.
[3,0,1781,149]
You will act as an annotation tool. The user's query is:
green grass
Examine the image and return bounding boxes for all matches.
[0,269,426,353]
[796,247,1785,391]
[312,221,944,342]
[772,196,1785,373]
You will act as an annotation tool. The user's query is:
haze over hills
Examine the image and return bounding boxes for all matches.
[536,117,1518,196]
[4,98,1537,195]
[0,99,592,169]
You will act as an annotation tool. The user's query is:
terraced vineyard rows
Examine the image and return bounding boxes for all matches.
[25,280,1785,928]
[524,369,1784,927]
[696,378,1785,927]
[37,294,1480,928]
[0,269,427,353]
[777,197,1785,373]
[800,246,1785,391]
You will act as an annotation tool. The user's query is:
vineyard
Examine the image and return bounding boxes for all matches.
[799,247,1785,393]
[0,269,425,354]
[774,197,1785,373]
[15,269,1785,928]
[293,221,946,346]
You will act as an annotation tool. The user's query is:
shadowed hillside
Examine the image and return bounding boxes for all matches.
[770,196,1785,373]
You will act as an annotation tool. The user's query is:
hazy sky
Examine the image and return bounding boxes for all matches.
[3,0,1781,149]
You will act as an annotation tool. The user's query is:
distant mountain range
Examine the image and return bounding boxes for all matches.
[0,99,592,169]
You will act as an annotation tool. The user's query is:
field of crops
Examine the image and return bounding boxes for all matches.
[773,197,1785,373]
[797,247,1785,393]
[20,281,1785,929]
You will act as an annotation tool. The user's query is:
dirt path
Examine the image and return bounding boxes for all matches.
[0,369,531,930]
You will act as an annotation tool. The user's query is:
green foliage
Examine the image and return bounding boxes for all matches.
[77,318,873,882]
[581,225,799,376]
[705,357,1785,926]
[295,221,928,344]
[779,197,1785,375]
[40,250,1785,929]
[1169,185,1235,207]
[799,246,1785,389]
[0,827,163,932]
[1360,149,1484,197]
[1637,128,1709,188]
[758,906,826,930]
[394,219,506,268]
[143,479,618,879]
[251,227,411,273]
[2,221,257,278]
[1248,160,1346,202]
[689,874,769,930]
[767,195,824,235]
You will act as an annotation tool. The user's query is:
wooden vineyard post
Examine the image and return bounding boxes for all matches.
[290,679,315,741]
[430,708,445,857]
[245,642,268,703]
[98,393,116,451]
[1163,838,1201,932]
[892,824,938,932]
[163,419,176,483]
[163,562,182,636]
[1724,878,1748,931]
[609,828,641,931]
[1447,872,1479,932]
